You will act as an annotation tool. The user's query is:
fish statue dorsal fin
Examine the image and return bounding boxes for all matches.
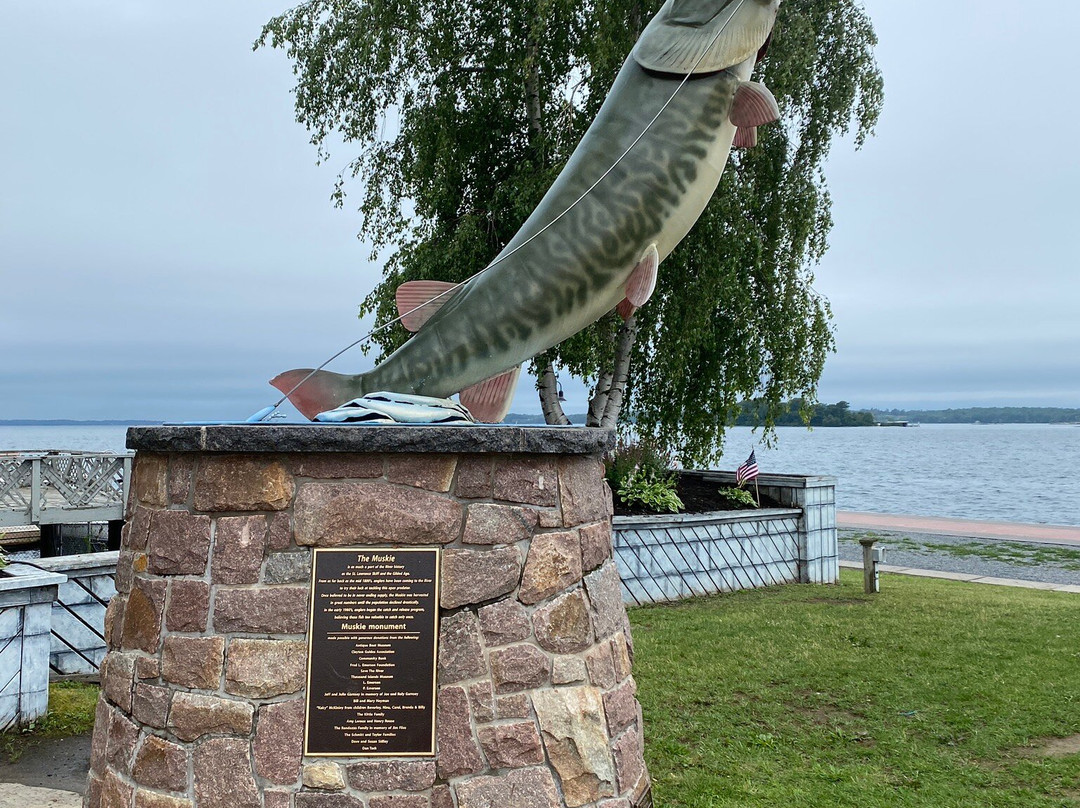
[632,0,779,75]
[396,280,461,332]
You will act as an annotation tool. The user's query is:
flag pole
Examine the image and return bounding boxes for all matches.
[754,476,760,508]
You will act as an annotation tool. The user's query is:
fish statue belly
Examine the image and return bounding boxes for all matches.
[273,0,781,421]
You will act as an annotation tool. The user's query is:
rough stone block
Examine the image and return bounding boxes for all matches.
[213,586,309,634]
[552,655,588,685]
[148,511,211,576]
[133,734,188,792]
[295,795,364,808]
[611,633,632,682]
[103,652,136,712]
[104,708,140,775]
[303,761,346,790]
[477,720,545,769]
[346,759,436,792]
[478,599,531,647]
[135,791,194,808]
[493,456,558,507]
[161,635,224,690]
[266,512,293,551]
[101,768,135,808]
[612,723,648,798]
[532,589,594,653]
[369,796,428,808]
[463,504,537,545]
[441,546,522,609]
[584,562,627,639]
[453,456,494,499]
[437,611,485,684]
[489,644,551,694]
[253,699,304,785]
[193,737,261,808]
[558,456,610,527]
[293,453,385,479]
[168,692,253,742]
[435,686,484,779]
[532,686,616,806]
[134,655,160,681]
[134,454,168,507]
[132,683,170,729]
[497,694,532,719]
[263,791,291,808]
[519,531,583,605]
[603,677,638,737]
[194,456,294,512]
[454,766,561,808]
[386,453,457,492]
[121,577,166,653]
[264,551,311,584]
[225,638,306,698]
[165,579,210,633]
[585,643,617,690]
[294,482,463,546]
[167,453,195,505]
[212,515,268,584]
[580,522,613,572]
[468,681,496,723]
[125,507,153,551]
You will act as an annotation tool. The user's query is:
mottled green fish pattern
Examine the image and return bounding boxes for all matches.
[273,0,780,421]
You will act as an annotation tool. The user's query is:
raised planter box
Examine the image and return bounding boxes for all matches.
[613,471,837,605]
[0,563,67,729]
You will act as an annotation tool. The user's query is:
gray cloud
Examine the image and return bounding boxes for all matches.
[2,0,1077,420]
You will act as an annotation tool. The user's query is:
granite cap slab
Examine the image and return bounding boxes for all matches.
[128,424,614,455]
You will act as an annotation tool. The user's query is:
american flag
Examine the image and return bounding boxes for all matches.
[736,449,759,486]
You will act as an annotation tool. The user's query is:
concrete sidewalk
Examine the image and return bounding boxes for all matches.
[839,511,1080,546]
[839,559,1080,594]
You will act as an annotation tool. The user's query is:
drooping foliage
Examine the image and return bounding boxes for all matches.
[257,0,883,464]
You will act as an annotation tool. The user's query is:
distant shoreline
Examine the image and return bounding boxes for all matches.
[0,420,161,426]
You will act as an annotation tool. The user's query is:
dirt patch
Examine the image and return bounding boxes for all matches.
[1034,734,1080,758]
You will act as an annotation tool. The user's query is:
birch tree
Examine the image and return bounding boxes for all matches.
[257,0,882,464]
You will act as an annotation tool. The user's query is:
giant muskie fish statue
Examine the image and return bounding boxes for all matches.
[273,0,782,422]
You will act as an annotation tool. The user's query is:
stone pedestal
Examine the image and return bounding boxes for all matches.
[86,425,650,808]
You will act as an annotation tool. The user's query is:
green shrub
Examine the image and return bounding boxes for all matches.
[604,439,677,492]
[618,467,684,513]
[717,486,758,509]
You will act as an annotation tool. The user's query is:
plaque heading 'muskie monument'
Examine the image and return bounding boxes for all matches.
[306,548,440,757]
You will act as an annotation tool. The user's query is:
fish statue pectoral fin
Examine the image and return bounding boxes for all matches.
[617,243,660,320]
[730,81,780,128]
[458,365,522,423]
[396,280,461,332]
[733,126,758,149]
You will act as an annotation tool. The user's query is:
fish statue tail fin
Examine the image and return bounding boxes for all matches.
[269,368,367,420]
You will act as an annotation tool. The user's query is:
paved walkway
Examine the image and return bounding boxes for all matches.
[839,511,1080,546]
[839,559,1080,594]
[838,511,1080,593]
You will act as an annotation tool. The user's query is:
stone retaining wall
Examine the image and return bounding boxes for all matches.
[86,425,650,808]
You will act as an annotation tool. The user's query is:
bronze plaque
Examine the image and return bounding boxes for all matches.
[305,548,440,756]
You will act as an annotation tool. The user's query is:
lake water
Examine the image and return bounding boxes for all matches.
[2,423,1078,527]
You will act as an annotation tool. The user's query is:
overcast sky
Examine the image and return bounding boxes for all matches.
[2,1,1078,421]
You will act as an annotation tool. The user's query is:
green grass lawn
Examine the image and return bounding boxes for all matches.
[631,569,1080,807]
[0,681,98,762]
